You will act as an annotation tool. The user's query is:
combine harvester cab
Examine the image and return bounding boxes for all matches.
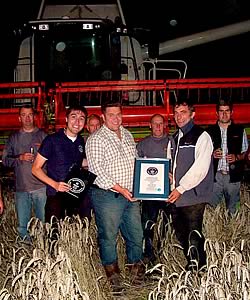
[13,0,188,133]
[1,0,250,143]
[16,0,160,85]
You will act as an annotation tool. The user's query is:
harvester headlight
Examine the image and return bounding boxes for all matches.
[83,23,93,30]
[39,24,49,31]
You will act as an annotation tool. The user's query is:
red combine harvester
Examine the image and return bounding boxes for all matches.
[50,78,250,129]
[0,78,249,142]
[0,0,250,154]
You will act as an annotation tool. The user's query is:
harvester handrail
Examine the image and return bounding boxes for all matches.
[0,81,45,89]
[166,77,250,84]
[56,80,165,87]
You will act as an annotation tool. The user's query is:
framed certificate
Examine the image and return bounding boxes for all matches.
[133,158,170,200]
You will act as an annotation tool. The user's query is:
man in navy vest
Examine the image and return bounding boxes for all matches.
[167,99,214,271]
[207,99,248,215]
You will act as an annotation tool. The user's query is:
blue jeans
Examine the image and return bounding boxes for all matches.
[15,187,47,239]
[90,187,143,266]
[211,171,240,214]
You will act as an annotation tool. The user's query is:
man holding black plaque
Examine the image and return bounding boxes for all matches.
[32,105,93,224]
[167,99,213,271]
[137,114,172,265]
[86,101,144,293]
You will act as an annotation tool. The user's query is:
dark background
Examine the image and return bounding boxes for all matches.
[0,0,250,81]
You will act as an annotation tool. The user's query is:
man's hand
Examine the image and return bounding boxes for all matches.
[54,182,71,192]
[167,188,181,203]
[213,148,223,159]
[113,184,136,202]
[119,188,135,202]
[19,152,34,162]
[226,153,237,163]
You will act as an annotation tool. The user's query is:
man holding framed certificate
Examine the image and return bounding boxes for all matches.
[86,101,144,293]
[136,114,172,264]
[167,99,214,271]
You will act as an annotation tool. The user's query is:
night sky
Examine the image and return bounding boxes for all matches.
[1,0,250,81]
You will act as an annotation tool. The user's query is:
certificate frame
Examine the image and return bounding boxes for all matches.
[133,157,170,201]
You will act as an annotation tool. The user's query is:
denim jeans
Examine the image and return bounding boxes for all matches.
[15,187,47,239]
[211,171,240,214]
[90,187,143,266]
[170,203,207,269]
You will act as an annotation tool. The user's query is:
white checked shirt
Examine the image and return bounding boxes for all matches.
[86,124,137,191]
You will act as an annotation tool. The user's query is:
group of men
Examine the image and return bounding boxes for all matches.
[0,98,249,294]
[138,98,248,270]
[2,107,101,239]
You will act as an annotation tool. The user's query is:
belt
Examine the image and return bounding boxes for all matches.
[218,170,229,175]
[92,184,120,198]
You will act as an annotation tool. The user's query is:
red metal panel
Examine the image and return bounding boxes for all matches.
[1,78,250,135]
[0,82,46,129]
[53,78,250,130]
[166,77,250,84]
[189,103,250,125]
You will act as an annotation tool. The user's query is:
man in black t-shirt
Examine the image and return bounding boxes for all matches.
[32,105,93,223]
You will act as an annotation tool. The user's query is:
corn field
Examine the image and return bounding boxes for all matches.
[0,182,249,300]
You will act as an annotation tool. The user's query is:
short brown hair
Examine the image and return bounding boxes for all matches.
[19,105,36,115]
[216,99,233,112]
[174,98,195,113]
[101,101,122,114]
[66,105,88,118]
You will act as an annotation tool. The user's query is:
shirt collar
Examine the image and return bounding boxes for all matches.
[179,119,194,135]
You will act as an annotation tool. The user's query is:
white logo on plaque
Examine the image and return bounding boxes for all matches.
[68,178,85,194]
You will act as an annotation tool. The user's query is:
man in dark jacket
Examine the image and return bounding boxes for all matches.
[167,99,214,271]
[207,99,248,215]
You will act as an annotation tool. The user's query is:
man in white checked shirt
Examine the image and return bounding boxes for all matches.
[86,101,144,293]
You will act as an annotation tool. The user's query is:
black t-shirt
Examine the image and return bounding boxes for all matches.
[39,129,86,196]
